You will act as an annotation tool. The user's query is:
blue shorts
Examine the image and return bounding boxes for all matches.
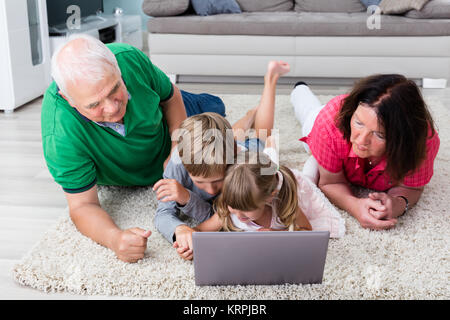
[236,138,265,152]
[180,90,226,117]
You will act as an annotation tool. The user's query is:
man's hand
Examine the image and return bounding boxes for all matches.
[153,179,190,205]
[353,197,397,230]
[111,228,152,263]
[173,225,195,260]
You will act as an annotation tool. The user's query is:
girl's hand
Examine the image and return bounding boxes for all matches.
[257,227,287,231]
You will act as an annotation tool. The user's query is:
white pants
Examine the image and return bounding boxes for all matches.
[290,85,325,184]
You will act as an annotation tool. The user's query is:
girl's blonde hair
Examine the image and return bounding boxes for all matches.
[215,152,300,231]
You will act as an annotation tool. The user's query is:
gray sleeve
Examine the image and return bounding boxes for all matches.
[154,200,185,244]
[176,189,213,223]
[153,151,189,244]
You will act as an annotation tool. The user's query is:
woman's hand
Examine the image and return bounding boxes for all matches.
[368,192,406,220]
[354,197,397,230]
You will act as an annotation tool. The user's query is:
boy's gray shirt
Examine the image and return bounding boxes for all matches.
[154,148,216,243]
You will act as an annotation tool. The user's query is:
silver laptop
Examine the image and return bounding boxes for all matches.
[193,231,330,286]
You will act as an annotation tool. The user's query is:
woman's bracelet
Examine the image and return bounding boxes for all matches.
[397,196,409,216]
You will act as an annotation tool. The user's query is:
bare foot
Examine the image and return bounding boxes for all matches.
[267,60,290,78]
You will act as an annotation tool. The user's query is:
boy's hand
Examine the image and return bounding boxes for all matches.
[173,225,195,260]
[153,179,190,205]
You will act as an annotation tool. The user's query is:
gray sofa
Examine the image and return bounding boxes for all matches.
[143,0,450,85]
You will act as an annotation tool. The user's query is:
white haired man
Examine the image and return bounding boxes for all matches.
[41,35,225,263]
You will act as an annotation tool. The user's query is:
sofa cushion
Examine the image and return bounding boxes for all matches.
[142,0,189,17]
[379,0,430,14]
[147,11,450,36]
[405,0,450,18]
[236,0,294,12]
[191,0,242,16]
[295,0,365,12]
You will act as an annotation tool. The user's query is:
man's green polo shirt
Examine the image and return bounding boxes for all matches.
[41,43,173,193]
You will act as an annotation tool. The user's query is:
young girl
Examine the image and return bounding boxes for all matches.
[193,151,313,232]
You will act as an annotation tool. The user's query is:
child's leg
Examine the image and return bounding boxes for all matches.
[253,61,290,141]
[231,107,258,142]
[232,61,289,142]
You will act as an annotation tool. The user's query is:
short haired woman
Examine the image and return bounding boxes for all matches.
[291,75,440,230]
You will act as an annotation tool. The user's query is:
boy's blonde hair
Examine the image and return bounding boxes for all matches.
[176,112,236,177]
[215,152,301,231]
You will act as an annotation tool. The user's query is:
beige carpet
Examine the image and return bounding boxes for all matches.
[12,94,450,299]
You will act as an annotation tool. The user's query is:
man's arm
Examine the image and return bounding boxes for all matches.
[65,185,151,263]
[160,85,187,147]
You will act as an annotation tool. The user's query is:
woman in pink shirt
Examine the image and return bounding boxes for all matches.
[291,74,440,231]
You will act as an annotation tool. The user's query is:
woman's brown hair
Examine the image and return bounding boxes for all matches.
[214,152,301,231]
[336,74,436,182]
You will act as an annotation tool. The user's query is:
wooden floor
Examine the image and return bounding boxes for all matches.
[1,82,449,299]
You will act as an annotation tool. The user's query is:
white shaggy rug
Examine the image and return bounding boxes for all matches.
[12,94,450,299]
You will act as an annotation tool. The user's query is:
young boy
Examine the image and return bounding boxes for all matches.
[153,61,290,260]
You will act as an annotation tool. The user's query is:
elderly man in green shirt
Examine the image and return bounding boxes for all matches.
[41,35,225,263]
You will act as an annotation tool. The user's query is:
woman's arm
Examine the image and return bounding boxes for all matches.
[317,164,397,230]
[368,184,424,219]
[388,185,423,208]
[194,212,223,232]
[317,165,360,213]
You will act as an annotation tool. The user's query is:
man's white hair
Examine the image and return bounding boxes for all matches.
[51,34,121,103]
